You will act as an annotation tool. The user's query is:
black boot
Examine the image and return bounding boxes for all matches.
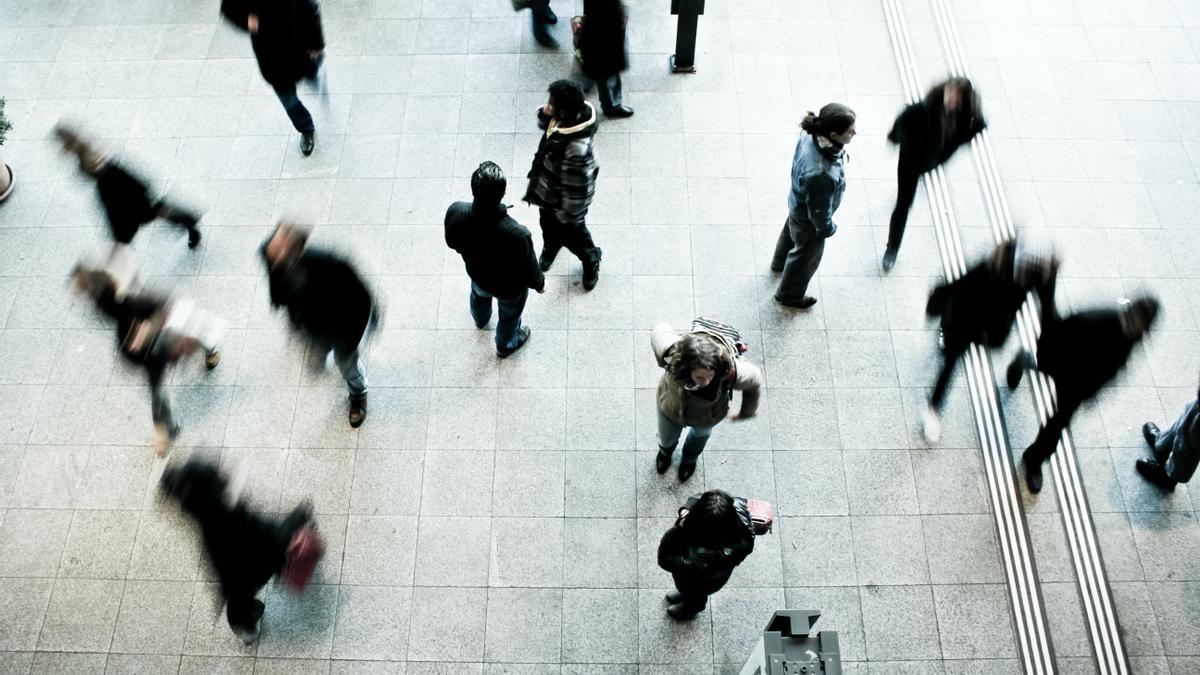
[1142,422,1160,449]
[665,589,683,604]
[667,602,698,620]
[655,446,673,474]
[678,460,697,483]
[1022,448,1043,494]
[582,256,601,291]
[349,394,367,428]
[187,227,202,249]
[539,248,558,272]
[881,247,898,273]
[1136,459,1177,492]
[1007,351,1035,390]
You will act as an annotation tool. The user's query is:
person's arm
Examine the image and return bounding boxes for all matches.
[657,528,716,575]
[730,359,763,419]
[651,324,680,368]
[887,104,920,146]
[300,0,326,52]
[558,141,598,224]
[523,232,546,292]
[219,0,251,31]
[804,173,838,238]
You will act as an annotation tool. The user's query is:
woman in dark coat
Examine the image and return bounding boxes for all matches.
[657,490,756,620]
[578,0,633,118]
[883,77,986,272]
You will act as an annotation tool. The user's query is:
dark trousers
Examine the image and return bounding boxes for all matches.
[273,83,315,135]
[930,342,966,411]
[671,569,732,617]
[227,596,265,636]
[147,363,176,431]
[539,208,601,266]
[470,283,529,352]
[152,199,201,240]
[223,505,311,637]
[771,211,825,302]
[887,163,922,253]
[1156,400,1199,483]
[530,0,554,37]
[596,74,624,111]
[1026,390,1085,465]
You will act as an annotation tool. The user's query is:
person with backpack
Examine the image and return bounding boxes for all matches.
[1137,378,1200,492]
[771,103,856,309]
[651,319,763,482]
[657,490,756,620]
[160,458,322,645]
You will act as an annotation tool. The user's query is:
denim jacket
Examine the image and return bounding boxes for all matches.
[787,133,845,238]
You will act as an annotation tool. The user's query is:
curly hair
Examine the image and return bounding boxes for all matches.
[667,332,733,386]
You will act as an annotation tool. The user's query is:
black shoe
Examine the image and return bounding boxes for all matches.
[349,394,367,428]
[775,295,817,309]
[533,29,559,48]
[655,447,672,474]
[770,264,784,273]
[603,105,634,118]
[497,326,532,358]
[1142,422,1160,449]
[667,603,698,620]
[1136,459,1177,492]
[1007,351,1034,390]
[539,249,558,272]
[187,228,202,249]
[1022,449,1043,494]
[301,133,315,156]
[881,247,897,273]
[582,259,600,291]
[546,7,558,23]
[665,590,683,604]
[678,460,696,482]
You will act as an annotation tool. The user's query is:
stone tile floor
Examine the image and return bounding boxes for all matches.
[0,0,1196,672]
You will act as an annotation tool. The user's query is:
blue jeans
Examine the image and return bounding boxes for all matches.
[657,406,717,462]
[470,283,528,352]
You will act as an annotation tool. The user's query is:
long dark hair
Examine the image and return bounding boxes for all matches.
[800,103,856,138]
[679,490,751,546]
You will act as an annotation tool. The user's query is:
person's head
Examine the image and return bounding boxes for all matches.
[263,222,311,270]
[1120,295,1159,340]
[937,77,975,113]
[160,458,229,515]
[680,490,749,543]
[470,161,507,208]
[668,333,734,391]
[997,236,1058,290]
[53,123,106,175]
[800,103,857,146]
[546,79,587,122]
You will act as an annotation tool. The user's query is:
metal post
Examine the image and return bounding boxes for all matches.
[670,0,704,73]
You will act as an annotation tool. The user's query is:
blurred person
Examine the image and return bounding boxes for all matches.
[260,223,376,427]
[771,103,856,309]
[1138,379,1200,492]
[883,77,986,272]
[445,161,545,357]
[73,264,223,456]
[921,238,1058,442]
[525,79,603,290]
[160,458,322,644]
[576,0,633,118]
[657,490,756,620]
[516,0,560,48]
[54,124,202,249]
[1009,295,1160,493]
[652,319,762,482]
[221,0,326,156]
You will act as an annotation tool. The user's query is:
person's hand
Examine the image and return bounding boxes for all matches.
[308,49,323,61]
[541,102,554,117]
[247,13,259,33]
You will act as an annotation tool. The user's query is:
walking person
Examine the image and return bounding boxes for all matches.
[54,124,202,249]
[576,0,634,118]
[160,458,323,644]
[445,161,545,357]
[771,104,856,309]
[652,320,762,482]
[657,490,756,620]
[221,0,326,156]
[515,0,559,48]
[921,238,1057,442]
[525,79,603,290]
[73,264,223,456]
[1008,295,1159,493]
[1138,379,1200,492]
[883,77,986,272]
[260,223,377,427]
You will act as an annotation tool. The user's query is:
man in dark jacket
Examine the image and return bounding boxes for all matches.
[1009,295,1159,493]
[446,162,545,357]
[578,0,633,118]
[883,77,986,272]
[921,238,1057,442]
[221,0,326,156]
[525,79,603,291]
[261,223,375,427]
[1138,381,1200,492]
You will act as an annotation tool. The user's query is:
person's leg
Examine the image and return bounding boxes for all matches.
[656,406,685,472]
[557,214,603,289]
[333,344,368,427]
[470,282,494,329]
[538,208,564,270]
[148,364,178,456]
[271,82,315,135]
[930,344,963,412]
[885,162,921,265]
[598,74,626,113]
[153,199,202,248]
[677,422,715,481]
[529,0,558,46]
[226,594,266,643]
[1023,395,1079,493]
[775,215,825,305]
[494,289,529,353]
[770,214,795,272]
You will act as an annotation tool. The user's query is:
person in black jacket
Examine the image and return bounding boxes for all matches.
[160,458,314,644]
[524,80,603,291]
[446,162,545,357]
[55,125,202,249]
[657,490,755,620]
[578,0,633,118]
[883,78,986,272]
[1138,378,1200,492]
[921,238,1058,442]
[260,223,375,427]
[221,0,326,156]
[1008,295,1159,493]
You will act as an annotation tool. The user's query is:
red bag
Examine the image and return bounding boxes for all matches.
[746,499,774,535]
[281,524,325,593]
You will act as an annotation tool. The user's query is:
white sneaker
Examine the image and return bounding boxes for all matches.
[921,406,941,444]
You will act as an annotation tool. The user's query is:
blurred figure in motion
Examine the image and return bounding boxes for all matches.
[445,161,545,357]
[54,123,202,249]
[73,263,223,455]
[771,103,856,309]
[161,458,322,644]
[1138,379,1200,492]
[883,77,986,273]
[921,237,1058,442]
[525,79,603,290]
[1009,295,1160,493]
[221,0,326,156]
[515,0,560,48]
[577,0,633,118]
[657,490,755,620]
[260,223,376,427]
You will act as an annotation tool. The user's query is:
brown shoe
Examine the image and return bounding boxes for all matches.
[205,350,221,369]
[349,394,367,428]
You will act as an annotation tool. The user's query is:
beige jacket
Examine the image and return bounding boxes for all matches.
[651,323,763,427]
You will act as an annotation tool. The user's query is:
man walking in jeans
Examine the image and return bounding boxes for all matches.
[222,0,326,156]
[446,162,545,357]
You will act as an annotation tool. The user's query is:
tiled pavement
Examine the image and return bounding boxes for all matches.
[0,0,1197,672]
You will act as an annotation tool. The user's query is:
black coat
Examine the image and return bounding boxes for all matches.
[95,163,159,244]
[445,201,545,298]
[221,0,325,87]
[657,517,754,596]
[888,88,986,175]
[926,251,1053,353]
[1036,309,1138,402]
[579,0,628,80]
[93,288,171,377]
[262,247,374,352]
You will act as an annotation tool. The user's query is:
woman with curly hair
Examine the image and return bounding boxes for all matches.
[650,322,763,481]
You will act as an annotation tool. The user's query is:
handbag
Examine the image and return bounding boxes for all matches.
[280,523,325,593]
[571,16,586,63]
[745,499,774,535]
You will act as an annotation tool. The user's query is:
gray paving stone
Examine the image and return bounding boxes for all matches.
[484,588,562,664]
[413,517,491,587]
[563,518,636,589]
[779,516,858,587]
[59,510,140,580]
[933,585,1017,660]
[110,580,193,656]
[37,578,124,653]
[561,589,638,664]
[340,516,418,586]
[0,577,53,651]
[407,586,486,663]
[330,585,410,661]
[420,449,494,516]
[492,450,565,517]
[0,509,73,577]
[852,515,930,586]
[636,588,713,665]
[489,517,563,588]
[922,515,1005,585]
[563,451,636,518]
[859,585,942,661]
